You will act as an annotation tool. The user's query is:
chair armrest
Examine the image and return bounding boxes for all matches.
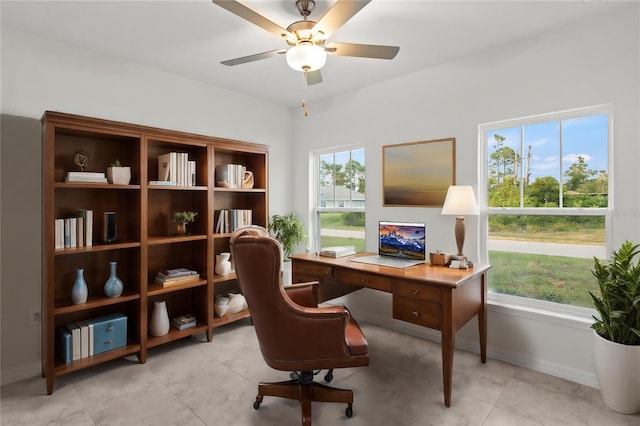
[284,281,320,307]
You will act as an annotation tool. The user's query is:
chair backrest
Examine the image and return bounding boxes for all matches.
[230,226,350,370]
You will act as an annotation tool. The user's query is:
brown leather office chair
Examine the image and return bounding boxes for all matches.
[230,226,369,426]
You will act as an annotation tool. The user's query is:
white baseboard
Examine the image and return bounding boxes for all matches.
[355,311,599,390]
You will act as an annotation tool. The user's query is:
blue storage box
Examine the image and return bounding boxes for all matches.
[55,326,72,364]
[87,313,127,355]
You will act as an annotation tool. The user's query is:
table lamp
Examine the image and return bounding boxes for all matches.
[441,185,479,259]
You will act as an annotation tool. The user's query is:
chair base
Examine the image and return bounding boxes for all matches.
[253,371,354,426]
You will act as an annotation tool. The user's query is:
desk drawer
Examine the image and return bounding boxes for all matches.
[393,296,441,329]
[393,281,440,302]
[293,262,332,279]
[335,269,392,292]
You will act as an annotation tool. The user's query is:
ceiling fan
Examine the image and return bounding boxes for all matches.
[212,0,400,85]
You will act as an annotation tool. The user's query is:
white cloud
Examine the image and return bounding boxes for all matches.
[563,153,593,163]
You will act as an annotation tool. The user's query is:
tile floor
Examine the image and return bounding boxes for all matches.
[1,321,638,425]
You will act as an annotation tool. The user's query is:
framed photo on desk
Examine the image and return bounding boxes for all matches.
[382,138,456,207]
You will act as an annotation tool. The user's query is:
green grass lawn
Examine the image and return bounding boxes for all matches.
[489,250,598,308]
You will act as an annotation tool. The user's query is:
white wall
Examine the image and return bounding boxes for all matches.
[0,26,294,385]
[292,7,640,388]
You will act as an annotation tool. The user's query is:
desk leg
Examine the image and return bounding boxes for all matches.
[441,290,454,407]
[479,272,487,363]
[441,330,455,407]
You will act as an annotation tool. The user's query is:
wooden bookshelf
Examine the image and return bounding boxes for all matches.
[42,111,268,394]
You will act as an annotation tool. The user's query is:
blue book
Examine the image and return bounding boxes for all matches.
[55,326,72,364]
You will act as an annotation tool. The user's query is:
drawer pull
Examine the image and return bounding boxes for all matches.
[106,326,114,332]
[412,311,419,317]
[104,339,114,344]
[361,278,367,284]
[411,289,419,295]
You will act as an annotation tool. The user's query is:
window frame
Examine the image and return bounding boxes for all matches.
[478,104,613,318]
[311,145,366,253]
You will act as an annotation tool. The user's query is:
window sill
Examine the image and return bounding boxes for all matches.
[487,292,595,329]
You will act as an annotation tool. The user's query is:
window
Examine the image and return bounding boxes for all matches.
[314,147,366,253]
[479,105,611,309]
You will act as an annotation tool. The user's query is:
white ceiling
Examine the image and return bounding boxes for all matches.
[1,0,633,108]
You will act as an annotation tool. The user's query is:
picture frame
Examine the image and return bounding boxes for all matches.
[382,138,456,207]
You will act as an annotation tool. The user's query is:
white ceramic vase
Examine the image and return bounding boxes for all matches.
[215,252,231,275]
[593,330,640,414]
[149,300,170,337]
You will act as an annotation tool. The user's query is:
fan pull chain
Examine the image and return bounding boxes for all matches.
[301,71,310,117]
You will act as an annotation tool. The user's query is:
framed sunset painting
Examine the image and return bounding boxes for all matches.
[382,138,456,207]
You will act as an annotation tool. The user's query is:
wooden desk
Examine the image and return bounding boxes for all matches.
[290,253,491,407]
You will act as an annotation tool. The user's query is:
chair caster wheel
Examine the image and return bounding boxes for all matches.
[324,371,333,382]
[345,404,353,418]
[254,395,263,410]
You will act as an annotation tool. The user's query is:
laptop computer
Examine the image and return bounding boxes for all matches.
[351,221,426,268]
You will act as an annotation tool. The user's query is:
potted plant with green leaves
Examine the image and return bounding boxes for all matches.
[173,211,198,236]
[106,159,131,185]
[589,240,640,414]
[268,212,307,285]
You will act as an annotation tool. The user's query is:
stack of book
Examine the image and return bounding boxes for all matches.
[65,171,108,183]
[319,246,357,258]
[215,209,252,233]
[54,209,93,249]
[153,268,199,287]
[172,314,197,330]
[157,152,196,186]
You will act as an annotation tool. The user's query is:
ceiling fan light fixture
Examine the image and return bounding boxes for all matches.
[286,43,326,72]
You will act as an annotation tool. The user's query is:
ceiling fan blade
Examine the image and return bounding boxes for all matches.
[325,42,399,60]
[221,49,287,66]
[312,0,371,40]
[212,0,291,39]
[305,70,323,86]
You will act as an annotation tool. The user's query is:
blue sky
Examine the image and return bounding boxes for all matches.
[487,113,608,182]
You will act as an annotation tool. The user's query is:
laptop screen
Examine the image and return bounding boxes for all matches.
[378,221,426,261]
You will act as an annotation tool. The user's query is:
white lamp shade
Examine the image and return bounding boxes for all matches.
[286,43,327,72]
[441,185,479,216]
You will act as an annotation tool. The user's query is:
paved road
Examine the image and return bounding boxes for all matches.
[487,239,606,259]
[320,229,606,259]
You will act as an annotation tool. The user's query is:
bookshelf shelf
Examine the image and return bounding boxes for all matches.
[54,292,140,315]
[43,111,268,394]
[213,309,251,328]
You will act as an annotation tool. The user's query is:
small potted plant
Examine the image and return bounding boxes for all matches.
[106,159,131,185]
[589,240,640,414]
[173,211,198,235]
[268,212,307,285]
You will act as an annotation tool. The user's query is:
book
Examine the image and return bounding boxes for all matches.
[172,314,196,330]
[77,216,84,247]
[65,322,81,361]
[65,175,108,183]
[173,314,196,324]
[85,320,94,356]
[55,326,72,364]
[69,217,77,248]
[319,246,357,258]
[154,273,200,287]
[78,209,93,247]
[162,268,198,277]
[158,152,172,182]
[55,219,65,249]
[172,320,197,330]
[148,180,177,186]
[77,321,89,358]
[67,171,105,178]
